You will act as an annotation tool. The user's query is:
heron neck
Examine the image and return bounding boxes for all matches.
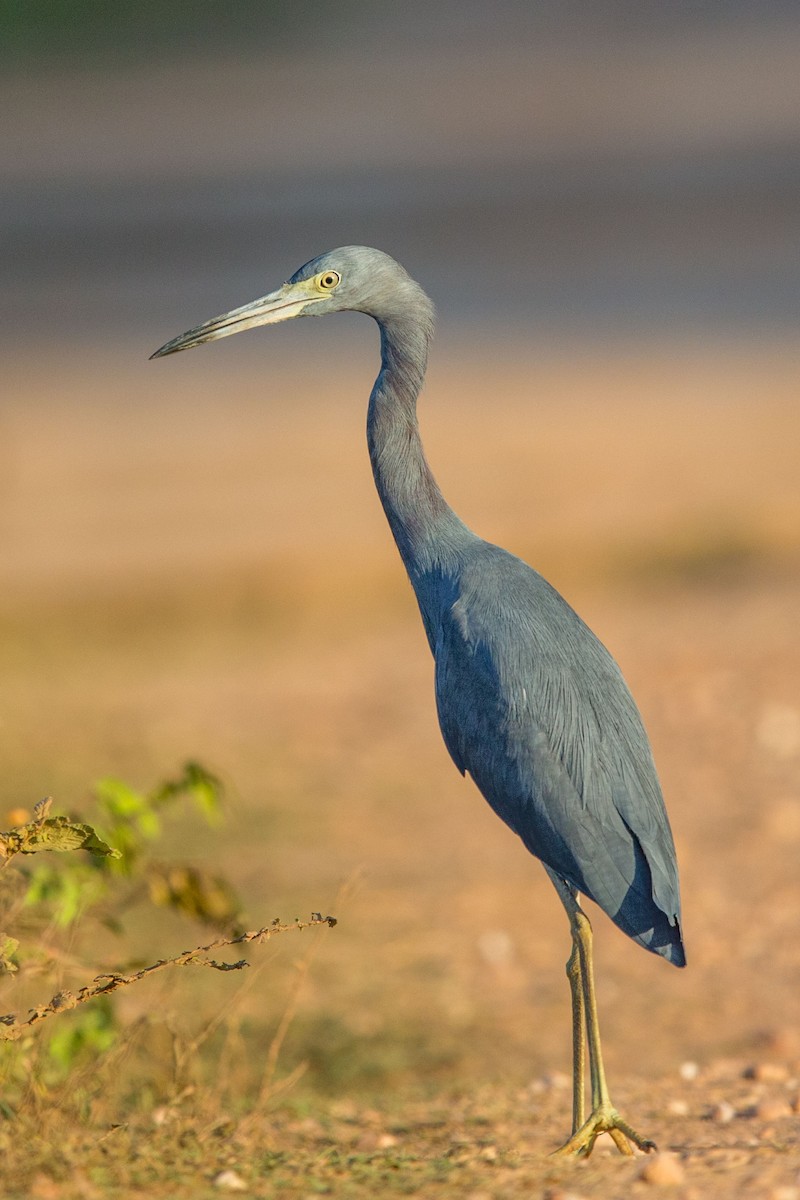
[367,315,469,584]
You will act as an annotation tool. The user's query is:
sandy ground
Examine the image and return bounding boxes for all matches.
[1,333,800,1195]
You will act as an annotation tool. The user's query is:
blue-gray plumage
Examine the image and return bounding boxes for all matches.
[152,245,685,1156]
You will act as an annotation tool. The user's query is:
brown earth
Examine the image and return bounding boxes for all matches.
[1,334,799,1196]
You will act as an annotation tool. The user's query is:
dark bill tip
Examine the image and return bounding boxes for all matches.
[149,330,209,359]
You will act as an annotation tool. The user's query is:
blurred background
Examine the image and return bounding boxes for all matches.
[4,1,800,342]
[1,0,799,1111]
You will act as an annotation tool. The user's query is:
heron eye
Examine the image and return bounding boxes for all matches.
[317,271,340,291]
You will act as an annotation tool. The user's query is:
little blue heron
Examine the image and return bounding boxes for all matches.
[152,246,685,1157]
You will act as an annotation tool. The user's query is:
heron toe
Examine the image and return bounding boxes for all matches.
[550,1103,657,1158]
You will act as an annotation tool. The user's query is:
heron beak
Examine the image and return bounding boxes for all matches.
[150,281,322,359]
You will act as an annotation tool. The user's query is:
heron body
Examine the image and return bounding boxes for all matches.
[153,245,685,1155]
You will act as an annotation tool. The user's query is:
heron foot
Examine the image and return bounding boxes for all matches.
[550,1103,657,1159]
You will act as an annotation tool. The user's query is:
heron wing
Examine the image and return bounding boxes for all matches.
[432,542,683,961]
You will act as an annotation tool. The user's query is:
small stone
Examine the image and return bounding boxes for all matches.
[710,1101,736,1123]
[29,1176,61,1200]
[755,1027,800,1058]
[377,1133,398,1149]
[540,1070,571,1091]
[757,704,800,757]
[705,1147,751,1170]
[679,1061,699,1082]
[638,1152,686,1187]
[297,1116,323,1135]
[744,1062,790,1083]
[330,1098,358,1120]
[479,1145,498,1162]
[755,1098,793,1121]
[477,929,515,967]
[214,1170,247,1192]
[667,1099,689,1116]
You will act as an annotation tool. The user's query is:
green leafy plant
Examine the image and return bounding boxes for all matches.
[0,763,336,1099]
[16,761,234,933]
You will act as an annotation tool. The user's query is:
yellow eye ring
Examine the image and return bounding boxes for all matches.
[317,270,340,291]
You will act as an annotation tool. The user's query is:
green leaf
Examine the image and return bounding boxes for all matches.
[146,863,243,931]
[18,817,121,858]
[152,760,224,825]
[46,997,117,1071]
[184,760,224,823]
[0,934,19,975]
[23,863,107,926]
[93,778,147,821]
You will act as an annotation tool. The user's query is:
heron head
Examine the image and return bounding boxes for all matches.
[150,246,431,358]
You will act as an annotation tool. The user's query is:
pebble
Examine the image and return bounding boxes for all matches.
[755,1098,793,1121]
[530,1070,571,1093]
[477,929,515,967]
[705,1148,751,1169]
[757,703,800,757]
[756,1027,800,1058]
[541,1070,571,1090]
[637,1151,686,1187]
[329,1098,358,1120]
[667,1098,689,1116]
[296,1116,324,1135]
[679,1061,700,1082]
[214,1170,247,1192]
[377,1133,398,1149]
[710,1101,736,1123]
[28,1176,60,1200]
[744,1062,790,1083]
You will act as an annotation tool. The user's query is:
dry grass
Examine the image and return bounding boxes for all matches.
[1,333,800,1195]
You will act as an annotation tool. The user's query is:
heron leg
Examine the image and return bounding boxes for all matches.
[545,872,657,1159]
[565,936,586,1133]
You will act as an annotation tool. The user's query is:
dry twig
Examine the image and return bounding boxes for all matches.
[0,914,337,1043]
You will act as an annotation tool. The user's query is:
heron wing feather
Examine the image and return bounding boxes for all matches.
[431,542,682,959]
